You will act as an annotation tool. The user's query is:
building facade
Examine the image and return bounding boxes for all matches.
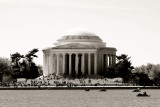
[42,29,117,77]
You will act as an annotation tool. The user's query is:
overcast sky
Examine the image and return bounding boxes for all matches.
[0,0,160,67]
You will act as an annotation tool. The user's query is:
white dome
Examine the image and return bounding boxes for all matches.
[62,28,97,36]
[58,28,102,42]
[54,28,106,48]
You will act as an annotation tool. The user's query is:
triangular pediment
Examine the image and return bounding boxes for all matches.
[54,43,95,49]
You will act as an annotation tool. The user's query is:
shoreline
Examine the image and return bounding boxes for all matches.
[0,86,160,90]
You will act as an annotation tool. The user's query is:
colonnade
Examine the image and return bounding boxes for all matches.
[43,53,116,76]
[103,54,116,68]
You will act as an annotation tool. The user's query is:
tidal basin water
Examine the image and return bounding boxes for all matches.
[0,89,160,107]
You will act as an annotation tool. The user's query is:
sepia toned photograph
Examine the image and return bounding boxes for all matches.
[0,0,160,107]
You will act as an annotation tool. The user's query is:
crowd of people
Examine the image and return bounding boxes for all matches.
[0,74,126,88]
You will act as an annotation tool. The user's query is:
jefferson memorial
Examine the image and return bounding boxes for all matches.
[42,28,117,77]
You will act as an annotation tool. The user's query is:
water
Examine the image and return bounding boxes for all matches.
[0,89,160,107]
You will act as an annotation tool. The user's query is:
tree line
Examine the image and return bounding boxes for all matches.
[133,63,160,86]
[105,54,160,86]
[1,51,160,86]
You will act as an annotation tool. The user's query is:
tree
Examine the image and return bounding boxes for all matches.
[133,63,160,86]
[29,62,39,78]
[132,72,153,86]
[37,64,43,76]
[10,52,24,78]
[25,48,38,65]
[0,57,12,81]
[24,48,39,78]
[116,54,134,82]
[150,64,160,85]
[105,65,116,78]
[10,48,40,79]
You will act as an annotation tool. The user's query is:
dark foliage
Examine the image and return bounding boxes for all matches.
[133,73,154,86]
[134,63,160,86]
[105,65,116,78]
[0,57,12,81]
[115,54,134,82]
[11,48,41,79]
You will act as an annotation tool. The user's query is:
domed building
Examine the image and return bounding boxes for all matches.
[42,28,117,77]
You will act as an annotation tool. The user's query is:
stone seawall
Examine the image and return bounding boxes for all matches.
[0,86,160,90]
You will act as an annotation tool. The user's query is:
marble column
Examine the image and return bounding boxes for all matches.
[111,54,113,65]
[53,54,56,74]
[109,54,112,66]
[47,55,50,75]
[69,53,72,75]
[43,54,47,76]
[49,54,53,75]
[88,53,91,75]
[112,54,115,65]
[46,55,49,75]
[81,53,85,75]
[101,54,104,71]
[56,54,59,75]
[106,54,108,68]
[62,54,66,74]
[75,53,79,75]
[94,53,97,75]
[113,54,116,65]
